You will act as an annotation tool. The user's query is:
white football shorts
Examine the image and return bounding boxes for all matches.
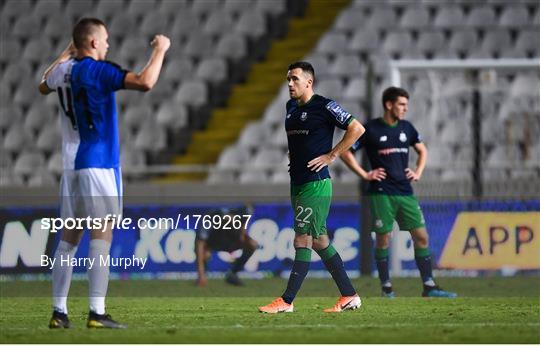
[60,167,123,220]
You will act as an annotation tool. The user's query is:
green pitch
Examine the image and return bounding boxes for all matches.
[1,276,539,343]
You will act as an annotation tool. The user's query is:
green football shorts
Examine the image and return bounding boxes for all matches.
[290,178,332,238]
[369,194,426,233]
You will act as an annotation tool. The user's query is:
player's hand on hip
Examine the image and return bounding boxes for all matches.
[307,153,335,172]
[151,35,171,52]
[367,168,386,181]
[405,168,421,181]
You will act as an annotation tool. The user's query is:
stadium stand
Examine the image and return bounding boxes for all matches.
[0,0,538,198]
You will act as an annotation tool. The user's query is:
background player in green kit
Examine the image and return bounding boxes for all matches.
[259,62,365,313]
[340,87,457,298]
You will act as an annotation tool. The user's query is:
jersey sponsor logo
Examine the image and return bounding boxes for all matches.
[399,132,407,142]
[375,219,383,228]
[378,148,408,155]
[380,136,387,142]
[286,113,291,119]
[300,112,308,121]
[287,129,310,136]
[326,101,351,124]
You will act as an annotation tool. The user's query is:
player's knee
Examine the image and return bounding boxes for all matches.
[413,235,429,248]
[311,237,329,251]
[293,234,312,249]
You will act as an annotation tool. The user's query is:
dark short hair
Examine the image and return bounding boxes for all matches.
[382,86,409,108]
[288,61,315,81]
[72,17,106,49]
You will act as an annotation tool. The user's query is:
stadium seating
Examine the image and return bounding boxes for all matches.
[2,0,539,190]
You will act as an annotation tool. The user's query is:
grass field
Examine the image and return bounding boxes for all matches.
[1,276,539,343]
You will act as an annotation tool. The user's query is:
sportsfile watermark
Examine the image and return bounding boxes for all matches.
[41,214,252,233]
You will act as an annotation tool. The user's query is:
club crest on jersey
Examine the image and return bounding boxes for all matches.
[300,112,308,121]
[375,219,383,228]
[399,132,407,142]
[326,101,351,124]
[379,136,387,142]
[286,113,291,119]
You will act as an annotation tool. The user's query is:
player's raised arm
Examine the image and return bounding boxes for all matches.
[406,142,428,182]
[307,119,365,172]
[124,35,171,91]
[38,42,76,95]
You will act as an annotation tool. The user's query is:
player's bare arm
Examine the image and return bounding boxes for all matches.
[38,42,76,95]
[308,119,365,172]
[406,142,428,181]
[340,150,386,181]
[124,35,171,91]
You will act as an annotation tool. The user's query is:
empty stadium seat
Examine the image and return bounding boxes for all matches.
[32,0,63,22]
[108,13,137,40]
[499,5,530,27]
[124,104,153,131]
[329,54,364,78]
[433,5,465,28]
[448,29,478,56]
[118,37,149,64]
[65,0,96,20]
[515,29,540,56]
[382,31,413,58]
[203,10,235,36]
[223,0,253,16]
[270,170,290,183]
[365,5,397,29]
[156,102,189,130]
[127,0,157,18]
[28,171,58,187]
[121,148,147,173]
[239,170,267,183]
[22,38,53,64]
[417,30,446,55]
[174,80,208,107]
[171,12,202,40]
[2,0,33,21]
[95,0,125,21]
[216,145,251,168]
[235,10,267,40]
[215,34,248,62]
[13,151,46,176]
[0,169,25,186]
[207,169,236,184]
[140,11,168,37]
[183,33,214,59]
[316,32,348,55]
[238,122,269,149]
[47,151,63,174]
[162,57,194,84]
[334,7,364,33]
[134,121,167,152]
[44,14,73,39]
[0,105,23,131]
[315,78,344,101]
[12,14,42,39]
[192,0,222,17]
[349,27,379,52]
[400,5,431,28]
[195,58,228,85]
[158,0,189,16]
[0,38,22,63]
[465,5,497,27]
